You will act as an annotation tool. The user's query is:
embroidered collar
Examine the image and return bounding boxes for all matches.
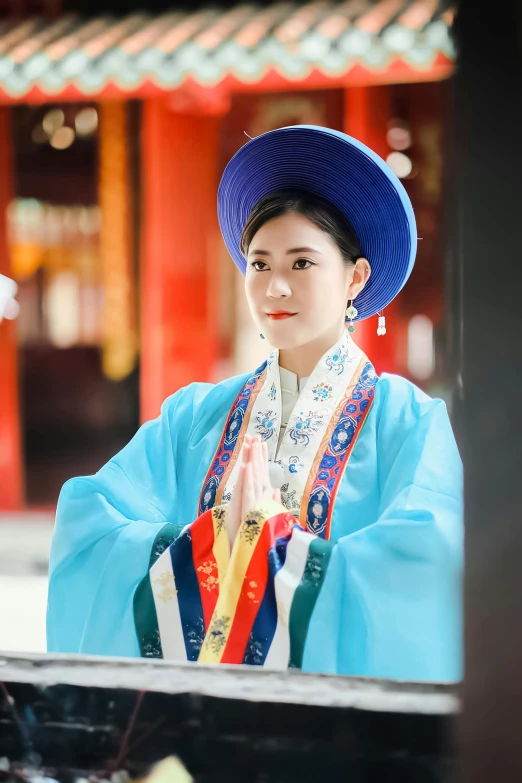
[223,330,360,510]
[279,366,309,395]
[199,330,377,539]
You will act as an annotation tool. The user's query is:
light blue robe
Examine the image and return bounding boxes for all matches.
[47,371,463,681]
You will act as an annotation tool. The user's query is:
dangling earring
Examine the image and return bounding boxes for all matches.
[345,300,358,333]
[377,312,386,336]
[260,333,265,340]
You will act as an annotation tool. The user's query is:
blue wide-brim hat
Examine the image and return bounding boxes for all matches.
[218,125,417,322]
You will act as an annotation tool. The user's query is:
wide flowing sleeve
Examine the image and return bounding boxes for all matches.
[47,387,193,657]
[303,377,463,682]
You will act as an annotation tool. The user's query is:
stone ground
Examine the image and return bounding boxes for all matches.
[0,513,54,653]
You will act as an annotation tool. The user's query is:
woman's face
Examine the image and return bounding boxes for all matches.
[244,211,369,351]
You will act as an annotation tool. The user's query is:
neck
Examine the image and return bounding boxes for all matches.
[279,324,346,381]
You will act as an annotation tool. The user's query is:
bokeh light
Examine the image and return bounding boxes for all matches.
[75,107,98,136]
[386,151,413,178]
[50,127,76,150]
[42,109,65,136]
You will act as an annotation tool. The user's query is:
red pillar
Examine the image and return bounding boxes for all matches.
[0,107,23,509]
[140,99,221,422]
[344,86,404,375]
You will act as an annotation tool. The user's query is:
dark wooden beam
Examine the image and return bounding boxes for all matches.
[0,653,458,781]
[453,0,522,780]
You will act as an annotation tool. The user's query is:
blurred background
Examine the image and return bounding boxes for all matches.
[0,0,456,650]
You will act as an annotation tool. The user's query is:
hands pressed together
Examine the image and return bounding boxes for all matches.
[225,435,281,548]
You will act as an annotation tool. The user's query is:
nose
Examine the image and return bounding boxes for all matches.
[266,272,292,299]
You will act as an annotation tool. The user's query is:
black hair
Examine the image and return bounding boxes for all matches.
[240,189,363,265]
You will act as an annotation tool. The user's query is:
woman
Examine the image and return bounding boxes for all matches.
[47,126,462,681]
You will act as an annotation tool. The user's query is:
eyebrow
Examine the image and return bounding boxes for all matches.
[249,246,322,256]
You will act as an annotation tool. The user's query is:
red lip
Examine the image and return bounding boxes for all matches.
[267,311,297,320]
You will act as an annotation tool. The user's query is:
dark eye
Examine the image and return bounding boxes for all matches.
[293,258,315,270]
[251,260,269,271]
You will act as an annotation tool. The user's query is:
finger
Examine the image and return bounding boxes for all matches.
[255,438,266,487]
[243,436,252,463]
[245,436,257,465]
[272,488,282,504]
[227,464,245,545]
[254,437,269,498]
[242,440,251,467]
[261,440,271,492]
[252,440,263,503]
[257,439,268,499]
[235,463,245,503]
[242,462,255,519]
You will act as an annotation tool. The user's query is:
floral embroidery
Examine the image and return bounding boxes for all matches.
[309,491,327,531]
[212,505,227,535]
[303,552,326,585]
[156,586,177,603]
[281,483,299,511]
[152,571,178,604]
[187,617,206,655]
[334,428,350,449]
[325,345,349,375]
[360,366,377,385]
[142,629,163,658]
[255,410,277,440]
[312,502,323,518]
[151,532,175,562]
[312,382,333,402]
[244,633,265,666]
[287,411,324,447]
[204,615,231,656]
[225,408,244,445]
[153,570,174,588]
[197,560,219,592]
[269,383,277,401]
[241,509,264,544]
[288,456,303,474]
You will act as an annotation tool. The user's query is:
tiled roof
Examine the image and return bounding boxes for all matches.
[0,0,455,99]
